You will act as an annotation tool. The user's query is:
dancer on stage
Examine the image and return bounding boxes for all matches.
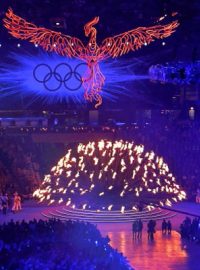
[12,192,22,212]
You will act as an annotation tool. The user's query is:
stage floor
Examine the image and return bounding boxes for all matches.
[1,201,200,270]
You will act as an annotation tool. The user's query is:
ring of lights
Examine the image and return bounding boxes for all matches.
[33,140,186,212]
[33,62,87,92]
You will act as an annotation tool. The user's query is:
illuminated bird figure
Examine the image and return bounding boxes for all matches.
[4,9,179,108]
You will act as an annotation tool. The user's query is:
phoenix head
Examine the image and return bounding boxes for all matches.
[84,16,99,37]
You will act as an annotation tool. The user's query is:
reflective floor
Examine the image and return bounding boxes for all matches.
[99,224,200,270]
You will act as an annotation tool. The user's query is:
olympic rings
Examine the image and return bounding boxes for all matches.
[33,62,87,92]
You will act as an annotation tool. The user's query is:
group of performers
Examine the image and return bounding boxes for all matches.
[0,192,22,214]
[196,187,200,203]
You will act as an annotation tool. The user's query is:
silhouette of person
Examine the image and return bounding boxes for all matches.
[132,221,138,238]
[167,220,172,234]
[147,219,156,240]
[162,219,167,234]
[138,219,143,239]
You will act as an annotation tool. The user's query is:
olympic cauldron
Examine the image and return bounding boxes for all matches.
[33,140,186,212]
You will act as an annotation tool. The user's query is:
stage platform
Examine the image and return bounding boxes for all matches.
[1,201,200,270]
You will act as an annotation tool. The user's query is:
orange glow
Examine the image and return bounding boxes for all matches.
[4,8,179,108]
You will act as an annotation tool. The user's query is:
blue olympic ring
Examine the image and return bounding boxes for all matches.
[33,63,87,92]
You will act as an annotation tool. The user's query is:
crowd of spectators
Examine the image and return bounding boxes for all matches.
[0,137,41,195]
[180,217,200,243]
[0,219,133,270]
[120,119,200,201]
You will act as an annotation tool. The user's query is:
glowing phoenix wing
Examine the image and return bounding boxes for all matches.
[101,21,179,57]
[3,8,85,58]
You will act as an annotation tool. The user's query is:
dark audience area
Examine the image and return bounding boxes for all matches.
[0,137,41,195]
[0,135,65,196]
[0,219,133,270]
[123,119,200,200]
[180,217,200,243]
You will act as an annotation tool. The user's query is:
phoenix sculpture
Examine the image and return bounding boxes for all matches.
[3,9,179,107]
